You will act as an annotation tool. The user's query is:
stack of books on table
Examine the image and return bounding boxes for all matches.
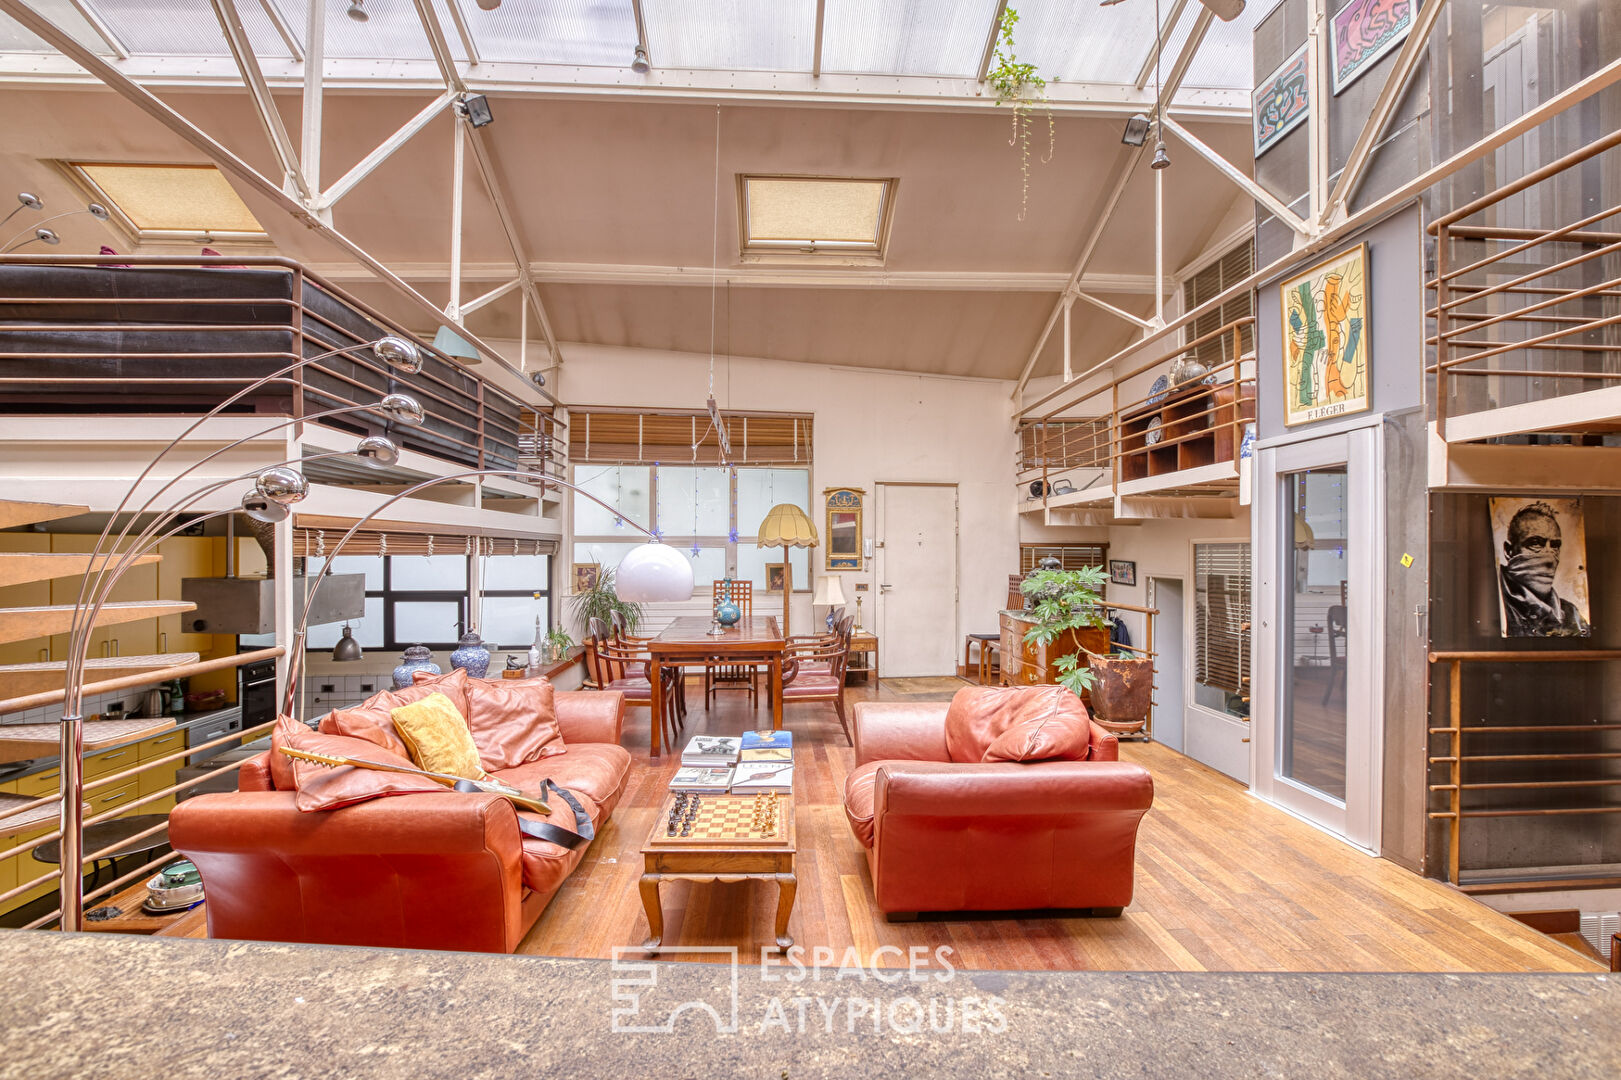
[680,735,740,768]
[668,730,794,793]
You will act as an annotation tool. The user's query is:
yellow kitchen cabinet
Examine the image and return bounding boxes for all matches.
[49,535,160,661]
[156,536,215,657]
[135,730,184,815]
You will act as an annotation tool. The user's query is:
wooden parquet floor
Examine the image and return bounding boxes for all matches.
[519,680,1599,973]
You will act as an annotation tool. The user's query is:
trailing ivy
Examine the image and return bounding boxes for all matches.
[988,8,1055,221]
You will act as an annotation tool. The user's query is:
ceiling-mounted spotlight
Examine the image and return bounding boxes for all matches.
[457,93,494,129]
[631,44,651,74]
[1150,139,1171,170]
[529,371,546,388]
[1121,113,1152,147]
[346,0,369,23]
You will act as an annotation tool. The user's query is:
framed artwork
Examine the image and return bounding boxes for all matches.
[1280,244,1371,426]
[1109,560,1137,587]
[824,487,865,570]
[765,563,787,592]
[1489,497,1591,638]
[1331,0,1413,95]
[571,562,601,594]
[1253,43,1309,156]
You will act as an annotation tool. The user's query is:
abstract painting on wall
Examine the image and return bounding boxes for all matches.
[1331,0,1414,95]
[1253,43,1309,156]
[1280,245,1370,426]
[1489,496,1591,638]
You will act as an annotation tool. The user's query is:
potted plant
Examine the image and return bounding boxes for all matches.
[988,7,1054,221]
[1019,565,1154,733]
[565,564,645,639]
[545,627,575,662]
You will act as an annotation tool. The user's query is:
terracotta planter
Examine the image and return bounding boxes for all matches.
[1087,654,1154,734]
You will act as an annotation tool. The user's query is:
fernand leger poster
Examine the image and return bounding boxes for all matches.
[1281,245,1370,426]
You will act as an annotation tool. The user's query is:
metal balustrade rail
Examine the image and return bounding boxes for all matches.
[1425,129,1621,442]
[0,254,555,477]
[1015,316,1256,512]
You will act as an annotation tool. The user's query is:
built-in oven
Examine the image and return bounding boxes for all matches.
[239,657,278,731]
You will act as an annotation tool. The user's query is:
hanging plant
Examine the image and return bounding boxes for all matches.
[988,8,1055,221]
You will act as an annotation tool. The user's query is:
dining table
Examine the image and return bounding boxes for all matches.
[645,615,785,757]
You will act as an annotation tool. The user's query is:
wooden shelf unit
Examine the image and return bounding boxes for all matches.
[1117,379,1256,483]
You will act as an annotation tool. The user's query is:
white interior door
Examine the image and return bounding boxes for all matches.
[1148,577,1186,753]
[1252,429,1383,850]
[876,483,958,678]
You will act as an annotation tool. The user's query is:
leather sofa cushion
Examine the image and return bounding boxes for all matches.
[391,692,486,781]
[283,728,445,812]
[321,668,472,758]
[945,685,1086,763]
[462,675,565,770]
[268,714,303,791]
[495,743,634,819]
[843,759,895,849]
[981,687,1094,763]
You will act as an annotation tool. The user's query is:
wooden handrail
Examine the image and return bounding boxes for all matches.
[0,647,285,715]
[1428,649,1621,663]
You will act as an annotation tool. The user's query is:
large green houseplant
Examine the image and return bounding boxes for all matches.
[1018,564,1110,698]
[565,564,645,638]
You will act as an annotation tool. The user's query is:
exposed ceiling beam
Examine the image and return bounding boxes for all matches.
[0,55,1252,121]
[206,0,312,203]
[442,0,481,67]
[1160,115,1312,236]
[256,0,303,62]
[460,277,522,315]
[976,0,1010,83]
[1135,0,1188,90]
[299,0,322,198]
[306,260,1162,295]
[0,0,555,408]
[316,90,458,210]
[63,0,127,59]
[1075,290,1155,330]
[1011,8,1215,401]
[631,0,651,66]
[1324,0,1448,224]
[811,0,825,77]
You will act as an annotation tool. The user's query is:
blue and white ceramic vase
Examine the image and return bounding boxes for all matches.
[451,630,491,679]
[392,644,441,689]
[715,601,742,627]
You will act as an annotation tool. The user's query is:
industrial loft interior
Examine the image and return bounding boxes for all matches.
[1,1,1620,1076]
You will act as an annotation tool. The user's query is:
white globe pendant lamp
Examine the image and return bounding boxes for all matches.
[616,540,695,602]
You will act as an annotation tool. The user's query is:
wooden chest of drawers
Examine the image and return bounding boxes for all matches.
[998,610,1111,702]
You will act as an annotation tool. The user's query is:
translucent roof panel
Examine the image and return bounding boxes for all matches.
[819,0,1000,78]
[1178,1,1270,90]
[0,1,115,54]
[320,0,469,63]
[1012,0,1159,88]
[641,0,816,73]
[84,0,297,58]
[452,0,636,66]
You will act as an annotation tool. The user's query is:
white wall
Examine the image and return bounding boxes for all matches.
[1101,517,1250,650]
[545,343,1022,659]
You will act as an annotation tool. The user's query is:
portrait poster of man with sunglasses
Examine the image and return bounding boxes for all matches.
[1490,497,1592,638]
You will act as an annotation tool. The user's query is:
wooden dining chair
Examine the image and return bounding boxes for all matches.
[609,610,686,716]
[781,632,852,744]
[706,579,764,708]
[590,634,683,748]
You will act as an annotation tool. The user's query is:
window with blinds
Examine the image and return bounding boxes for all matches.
[1195,543,1251,716]
[1020,544,1108,572]
[571,408,813,466]
[1182,241,1255,369]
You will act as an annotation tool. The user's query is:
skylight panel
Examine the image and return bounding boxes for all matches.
[68,163,268,238]
[741,177,894,256]
[0,1,114,54]
[450,0,634,66]
[1013,0,1161,87]
[641,0,815,72]
[82,0,294,58]
[819,0,1000,78]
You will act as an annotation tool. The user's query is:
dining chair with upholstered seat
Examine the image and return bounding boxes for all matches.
[705,579,765,708]
[781,632,851,744]
[588,633,683,749]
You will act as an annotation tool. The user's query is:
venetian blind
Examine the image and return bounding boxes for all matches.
[1182,241,1255,369]
[1020,544,1108,572]
[1195,542,1251,695]
[293,529,557,558]
[572,409,813,466]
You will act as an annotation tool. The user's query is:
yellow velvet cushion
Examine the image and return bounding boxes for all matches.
[389,692,486,781]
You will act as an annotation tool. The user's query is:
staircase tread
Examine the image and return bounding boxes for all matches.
[0,500,91,530]
[0,652,200,674]
[0,552,162,588]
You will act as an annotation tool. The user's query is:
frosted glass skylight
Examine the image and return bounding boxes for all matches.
[819,0,1000,78]
[70,162,267,236]
[640,0,816,73]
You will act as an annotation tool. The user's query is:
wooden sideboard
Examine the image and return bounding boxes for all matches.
[998,610,1110,702]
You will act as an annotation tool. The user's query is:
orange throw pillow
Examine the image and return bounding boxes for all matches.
[268,714,306,791]
[282,727,444,812]
[981,685,1094,763]
[462,675,566,770]
[319,667,472,758]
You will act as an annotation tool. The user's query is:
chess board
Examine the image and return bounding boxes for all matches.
[648,793,786,846]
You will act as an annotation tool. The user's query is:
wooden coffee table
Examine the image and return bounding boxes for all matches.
[638,791,797,952]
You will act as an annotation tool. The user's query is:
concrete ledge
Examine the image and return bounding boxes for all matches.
[1,932,1618,1079]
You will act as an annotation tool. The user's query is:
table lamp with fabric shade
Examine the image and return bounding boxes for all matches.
[756,503,818,636]
[811,575,846,631]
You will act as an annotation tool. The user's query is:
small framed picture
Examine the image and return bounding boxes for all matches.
[765,563,787,592]
[572,562,601,594]
[1109,560,1137,586]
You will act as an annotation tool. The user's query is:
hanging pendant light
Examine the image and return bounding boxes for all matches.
[331,624,363,662]
[1151,139,1171,170]
[347,0,369,23]
[617,541,695,602]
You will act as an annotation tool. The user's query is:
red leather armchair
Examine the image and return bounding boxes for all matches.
[170,689,627,954]
[842,698,1154,918]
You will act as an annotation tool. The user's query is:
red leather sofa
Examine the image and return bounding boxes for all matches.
[170,682,628,953]
[842,690,1154,918]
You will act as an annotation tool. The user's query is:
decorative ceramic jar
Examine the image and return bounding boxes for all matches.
[715,601,743,627]
[450,630,491,679]
[1087,654,1155,734]
[392,644,440,690]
